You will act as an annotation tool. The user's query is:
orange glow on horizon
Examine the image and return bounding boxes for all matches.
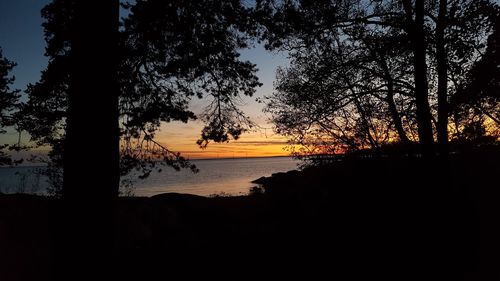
[155,122,291,160]
[176,142,291,159]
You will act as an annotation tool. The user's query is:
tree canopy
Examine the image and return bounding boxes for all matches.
[256,0,500,157]
[0,48,20,165]
[451,17,500,140]
[22,0,262,192]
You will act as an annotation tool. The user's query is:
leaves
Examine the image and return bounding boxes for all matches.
[22,0,262,188]
[259,0,499,155]
[0,48,22,166]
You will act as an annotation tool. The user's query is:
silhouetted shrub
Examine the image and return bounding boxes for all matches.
[249,186,264,196]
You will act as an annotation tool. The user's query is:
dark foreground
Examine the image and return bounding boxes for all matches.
[1,149,499,280]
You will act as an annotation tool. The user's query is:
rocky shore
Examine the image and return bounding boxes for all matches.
[1,148,498,280]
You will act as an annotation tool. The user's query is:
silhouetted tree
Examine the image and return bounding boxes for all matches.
[451,13,500,140]
[255,0,426,154]
[255,0,498,157]
[362,33,412,145]
[400,0,435,157]
[38,1,121,279]
[265,26,416,154]
[23,0,261,193]
[435,0,449,156]
[22,0,261,278]
[422,0,498,156]
[0,48,20,165]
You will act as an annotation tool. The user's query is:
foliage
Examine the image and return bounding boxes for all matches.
[265,24,416,152]
[209,191,235,198]
[256,0,499,156]
[450,17,500,141]
[22,0,262,192]
[0,48,21,166]
[249,185,264,196]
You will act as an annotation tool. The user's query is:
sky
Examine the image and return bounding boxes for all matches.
[0,0,291,159]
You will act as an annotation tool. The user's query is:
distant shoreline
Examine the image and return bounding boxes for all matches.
[190,155,293,161]
[0,164,48,168]
[0,155,295,168]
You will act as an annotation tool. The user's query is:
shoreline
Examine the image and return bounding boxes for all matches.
[184,154,293,161]
[0,155,295,168]
[1,150,498,279]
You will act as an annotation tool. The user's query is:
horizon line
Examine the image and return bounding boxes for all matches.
[187,154,293,161]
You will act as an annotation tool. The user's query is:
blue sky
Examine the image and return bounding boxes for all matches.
[0,0,48,93]
[0,0,290,158]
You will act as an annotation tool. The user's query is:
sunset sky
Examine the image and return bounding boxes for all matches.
[0,0,291,159]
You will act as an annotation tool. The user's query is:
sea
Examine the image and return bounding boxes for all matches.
[0,156,300,197]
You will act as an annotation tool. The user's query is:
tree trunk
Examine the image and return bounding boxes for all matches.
[436,0,449,157]
[58,0,120,279]
[354,97,377,149]
[387,82,410,144]
[377,55,411,144]
[404,0,435,157]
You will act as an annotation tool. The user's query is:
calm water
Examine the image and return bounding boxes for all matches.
[0,157,299,197]
[131,157,299,196]
[0,166,49,195]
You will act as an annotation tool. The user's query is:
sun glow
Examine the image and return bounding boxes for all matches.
[155,122,290,159]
